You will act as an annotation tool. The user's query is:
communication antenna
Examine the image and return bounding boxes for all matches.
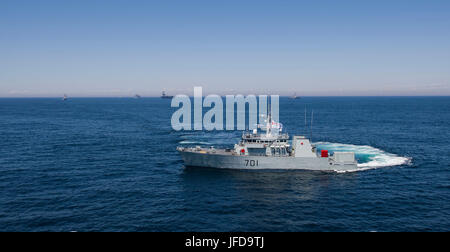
[304,106,307,133]
[310,110,314,142]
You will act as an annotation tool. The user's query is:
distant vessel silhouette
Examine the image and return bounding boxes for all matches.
[135,94,141,99]
[62,94,68,101]
[161,91,173,99]
[290,92,300,99]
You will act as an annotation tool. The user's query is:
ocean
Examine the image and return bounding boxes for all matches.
[0,97,449,231]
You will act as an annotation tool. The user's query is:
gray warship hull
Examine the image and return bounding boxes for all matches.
[179,150,358,171]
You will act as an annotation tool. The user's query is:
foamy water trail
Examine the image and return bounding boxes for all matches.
[314,142,411,172]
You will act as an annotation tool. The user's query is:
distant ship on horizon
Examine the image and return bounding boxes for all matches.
[135,94,141,99]
[161,91,173,99]
[62,94,68,101]
[290,92,300,99]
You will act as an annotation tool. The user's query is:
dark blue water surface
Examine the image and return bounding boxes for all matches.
[0,97,449,231]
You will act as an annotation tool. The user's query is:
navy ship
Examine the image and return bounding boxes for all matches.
[161,91,173,99]
[290,92,300,99]
[177,113,357,171]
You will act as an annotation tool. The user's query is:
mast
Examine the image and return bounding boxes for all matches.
[310,110,314,141]
[266,96,271,136]
[304,106,307,133]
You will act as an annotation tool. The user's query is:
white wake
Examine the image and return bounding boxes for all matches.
[314,142,411,171]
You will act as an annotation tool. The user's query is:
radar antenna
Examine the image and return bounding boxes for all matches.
[310,110,314,142]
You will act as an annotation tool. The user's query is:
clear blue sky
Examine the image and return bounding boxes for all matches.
[1,0,449,97]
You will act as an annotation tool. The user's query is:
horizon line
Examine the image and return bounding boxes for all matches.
[1,95,449,98]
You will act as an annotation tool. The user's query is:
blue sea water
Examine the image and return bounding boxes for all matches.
[0,97,449,231]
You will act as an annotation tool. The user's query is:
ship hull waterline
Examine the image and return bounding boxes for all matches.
[179,151,358,171]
